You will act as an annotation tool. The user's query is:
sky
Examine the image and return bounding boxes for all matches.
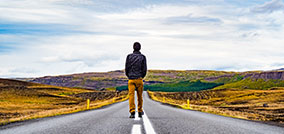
[0,0,284,78]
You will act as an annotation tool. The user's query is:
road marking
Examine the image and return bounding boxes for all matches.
[134,113,140,121]
[143,112,156,134]
[131,124,142,134]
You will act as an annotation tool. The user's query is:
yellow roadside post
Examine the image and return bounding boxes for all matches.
[187,99,190,108]
[163,97,165,103]
[113,97,115,103]
[87,99,90,109]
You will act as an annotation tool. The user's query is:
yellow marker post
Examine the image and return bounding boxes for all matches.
[87,99,90,109]
[113,97,115,103]
[187,99,190,108]
[163,97,165,103]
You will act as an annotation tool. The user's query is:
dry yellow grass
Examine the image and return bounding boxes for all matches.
[0,78,128,125]
[0,93,128,125]
[148,88,284,125]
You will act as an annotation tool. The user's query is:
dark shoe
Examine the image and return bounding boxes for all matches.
[129,112,135,118]
[138,111,144,118]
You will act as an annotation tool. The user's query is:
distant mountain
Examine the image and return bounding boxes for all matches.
[206,71,284,90]
[0,78,36,87]
[31,70,128,90]
[244,71,284,80]
[25,70,284,91]
[29,70,232,90]
[206,71,284,81]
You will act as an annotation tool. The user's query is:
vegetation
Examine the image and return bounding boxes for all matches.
[148,88,284,124]
[116,85,128,92]
[117,77,284,92]
[143,71,284,125]
[144,80,223,92]
[29,70,284,92]
[145,70,235,82]
[214,78,284,90]
[4,69,284,126]
[212,75,244,84]
[30,70,235,90]
[115,80,223,92]
[0,78,128,125]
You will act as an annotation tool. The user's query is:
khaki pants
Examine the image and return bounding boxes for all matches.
[128,78,143,113]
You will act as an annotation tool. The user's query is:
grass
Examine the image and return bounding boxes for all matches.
[0,78,128,125]
[144,80,223,92]
[116,80,223,92]
[145,70,235,82]
[148,88,284,125]
[214,78,284,90]
[105,87,117,91]
[212,74,244,84]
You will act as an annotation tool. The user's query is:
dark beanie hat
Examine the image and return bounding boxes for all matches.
[133,42,141,51]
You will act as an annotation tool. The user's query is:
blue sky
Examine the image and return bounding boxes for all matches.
[1,0,284,78]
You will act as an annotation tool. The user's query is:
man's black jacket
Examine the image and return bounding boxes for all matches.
[125,51,147,79]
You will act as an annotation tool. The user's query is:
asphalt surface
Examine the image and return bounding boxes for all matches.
[1,91,284,134]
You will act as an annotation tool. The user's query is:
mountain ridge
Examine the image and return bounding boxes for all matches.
[26,70,284,91]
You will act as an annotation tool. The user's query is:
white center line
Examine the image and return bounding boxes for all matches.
[143,111,156,134]
[134,113,141,121]
[131,124,142,134]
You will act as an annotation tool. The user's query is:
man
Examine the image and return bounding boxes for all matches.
[125,42,147,118]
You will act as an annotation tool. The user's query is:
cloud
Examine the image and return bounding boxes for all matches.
[240,32,259,38]
[1,1,284,77]
[11,67,38,74]
[251,0,284,13]
[164,14,222,24]
[0,67,39,78]
[41,53,120,67]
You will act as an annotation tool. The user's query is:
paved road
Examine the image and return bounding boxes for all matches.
[1,91,284,134]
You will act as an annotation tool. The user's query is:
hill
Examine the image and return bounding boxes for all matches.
[148,88,284,124]
[144,80,223,92]
[4,70,284,125]
[0,78,127,125]
[208,71,284,90]
[146,71,284,124]
[20,70,284,92]
[29,70,234,90]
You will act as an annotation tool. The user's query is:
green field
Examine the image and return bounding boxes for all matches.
[144,80,223,92]
[214,78,284,90]
[116,80,223,92]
